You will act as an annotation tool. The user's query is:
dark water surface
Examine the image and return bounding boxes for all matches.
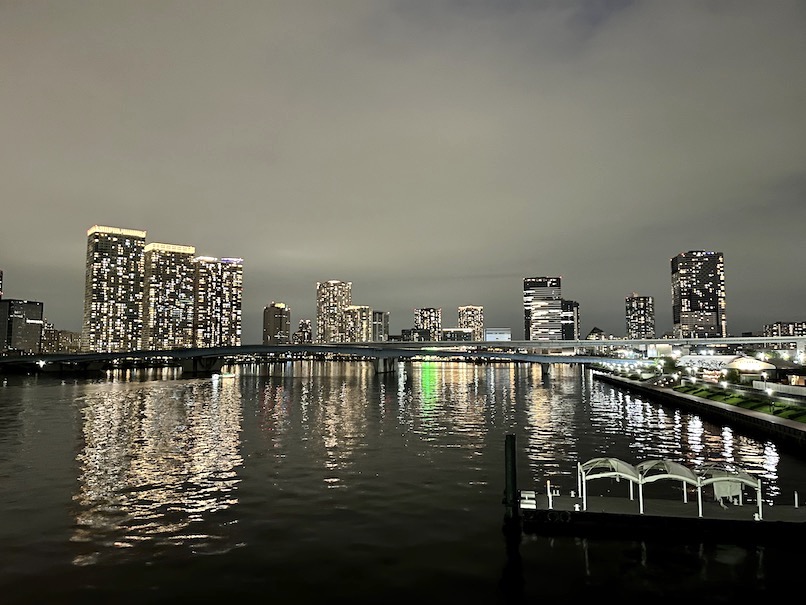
[0,361,803,603]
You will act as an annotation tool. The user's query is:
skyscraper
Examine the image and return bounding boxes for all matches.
[81,226,147,353]
[344,305,373,342]
[523,277,563,340]
[142,243,196,350]
[671,250,726,338]
[561,299,580,340]
[458,305,484,341]
[192,256,243,347]
[414,307,442,341]
[372,310,389,342]
[626,293,655,339]
[316,280,352,343]
[0,299,44,354]
[263,301,291,344]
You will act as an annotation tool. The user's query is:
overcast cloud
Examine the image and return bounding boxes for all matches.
[2,1,805,341]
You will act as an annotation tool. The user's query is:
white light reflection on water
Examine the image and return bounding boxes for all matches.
[71,374,243,565]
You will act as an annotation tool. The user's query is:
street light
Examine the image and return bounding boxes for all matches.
[762,371,768,392]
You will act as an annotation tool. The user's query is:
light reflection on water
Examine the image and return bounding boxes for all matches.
[0,361,802,601]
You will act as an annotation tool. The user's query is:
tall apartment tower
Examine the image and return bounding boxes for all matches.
[316,280,352,343]
[561,299,580,340]
[263,301,291,344]
[81,225,147,352]
[142,243,196,350]
[292,319,313,344]
[344,305,373,342]
[625,293,655,339]
[192,256,243,347]
[671,250,726,338]
[523,277,563,340]
[458,305,484,341]
[414,307,442,341]
[0,268,4,299]
[372,310,389,342]
[0,299,44,354]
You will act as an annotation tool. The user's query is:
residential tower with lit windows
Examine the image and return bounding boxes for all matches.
[671,250,726,338]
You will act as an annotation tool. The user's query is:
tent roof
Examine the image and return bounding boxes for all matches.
[636,459,700,485]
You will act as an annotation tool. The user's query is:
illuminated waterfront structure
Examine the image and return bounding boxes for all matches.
[142,243,196,350]
[81,226,146,352]
[458,305,484,341]
[0,299,44,354]
[414,307,442,341]
[523,276,563,341]
[192,256,243,348]
[263,302,291,344]
[442,327,473,341]
[372,310,389,342]
[671,250,726,338]
[626,293,655,339]
[316,280,352,343]
[344,305,373,342]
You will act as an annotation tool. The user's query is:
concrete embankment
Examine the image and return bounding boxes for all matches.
[594,371,806,452]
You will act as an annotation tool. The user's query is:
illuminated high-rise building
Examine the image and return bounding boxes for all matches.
[344,305,373,342]
[414,307,442,341]
[0,299,44,354]
[561,299,580,340]
[626,293,655,339]
[671,251,726,338]
[372,310,389,342]
[523,277,562,340]
[142,243,196,350]
[263,301,291,344]
[81,225,146,352]
[316,280,352,343]
[292,319,313,344]
[0,268,4,299]
[458,305,484,341]
[192,256,243,348]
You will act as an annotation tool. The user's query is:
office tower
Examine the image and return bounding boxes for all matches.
[192,256,243,348]
[523,277,563,340]
[414,307,442,341]
[0,299,44,354]
[671,251,726,338]
[316,280,352,343]
[263,302,291,344]
[292,319,313,344]
[561,299,580,340]
[142,243,196,350]
[344,305,373,342]
[626,293,655,339]
[81,225,146,353]
[372,310,389,342]
[458,305,484,341]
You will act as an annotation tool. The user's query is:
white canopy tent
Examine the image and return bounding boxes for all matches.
[577,457,764,518]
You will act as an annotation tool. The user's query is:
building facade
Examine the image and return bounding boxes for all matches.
[192,256,243,348]
[458,305,484,341]
[292,319,313,344]
[561,299,580,340]
[372,310,389,342]
[414,307,442,341]
[344,305,373,342]
[316,280,352,343]
[671,250,726,338]
[142,243,196,350]
[523,276,563,341]
[81,225,147,352]
[626,293,656,339]
[263,302,291,344]
[0,299,44,354]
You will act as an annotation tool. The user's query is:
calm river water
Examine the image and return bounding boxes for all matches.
[0,360,803,603]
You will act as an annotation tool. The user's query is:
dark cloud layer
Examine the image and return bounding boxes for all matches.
[2,1,805,340]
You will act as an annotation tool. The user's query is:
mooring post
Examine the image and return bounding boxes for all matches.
[504,433,519,524]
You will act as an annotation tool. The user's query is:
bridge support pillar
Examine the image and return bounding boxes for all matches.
[181,356,224,377]
[373,357,398,374]
[540,363,551,383]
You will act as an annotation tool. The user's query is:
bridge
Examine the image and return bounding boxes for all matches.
[0,336,802,377]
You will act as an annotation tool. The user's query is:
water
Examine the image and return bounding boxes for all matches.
[0,361,803,603]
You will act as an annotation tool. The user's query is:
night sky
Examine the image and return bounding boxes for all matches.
[2,1,805,342]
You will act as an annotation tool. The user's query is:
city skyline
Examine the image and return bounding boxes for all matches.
[2,2,805,341]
